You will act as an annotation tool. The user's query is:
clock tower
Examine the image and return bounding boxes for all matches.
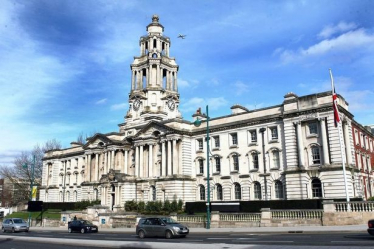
[122,15,182,129]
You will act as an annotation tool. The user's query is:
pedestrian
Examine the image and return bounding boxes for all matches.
[73,215,77,221]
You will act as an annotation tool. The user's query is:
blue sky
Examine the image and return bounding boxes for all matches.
[1,0,374,166]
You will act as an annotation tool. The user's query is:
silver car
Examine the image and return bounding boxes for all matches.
[136,217,189,239]
[2,218,29,233]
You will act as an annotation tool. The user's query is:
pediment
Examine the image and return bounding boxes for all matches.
[134,121,177,139]
[84,134,111,149]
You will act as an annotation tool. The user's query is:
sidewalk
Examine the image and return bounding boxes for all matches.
[30,224,368,233]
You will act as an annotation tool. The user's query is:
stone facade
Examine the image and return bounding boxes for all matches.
[40,15,373,208]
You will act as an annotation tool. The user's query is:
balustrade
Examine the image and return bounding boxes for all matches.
[219,213,261,222]
[335,201,374,212]
[271,210,323,219]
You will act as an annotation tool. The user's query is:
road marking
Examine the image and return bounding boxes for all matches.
[236,238,257,240]
[207,238,230,239]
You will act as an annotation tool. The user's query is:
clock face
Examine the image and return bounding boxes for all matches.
[167,99,175,110]
[133,99,141,111]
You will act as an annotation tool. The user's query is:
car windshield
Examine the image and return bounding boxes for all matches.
[161,217,178,224]
[82,221,93,225]
[13,219,25,224]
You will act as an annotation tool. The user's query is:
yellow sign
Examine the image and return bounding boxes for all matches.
[32,186,37,201]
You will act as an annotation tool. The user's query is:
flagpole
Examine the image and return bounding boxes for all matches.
[329,69,350,211]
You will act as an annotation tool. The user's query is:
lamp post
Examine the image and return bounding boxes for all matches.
[194,105,211,229]
[259,128,268,200]
[23,155,36,226]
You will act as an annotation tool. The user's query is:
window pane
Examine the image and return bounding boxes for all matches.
[200,185,205,200]
[254,182,262,199]
[251,131,257,142]
[234,183,241,200]
[309,123,318,135]
[271,128,278,140]
[215,157,221,172]
[231,133,238,145]
[312,179,322,198]
[214,136,220,148]
[273,151,280,168]
[216,184,222,200]
[199,159,204,174]
[312,147,321,164]
[233,155,239,171]
[253,153,259,169]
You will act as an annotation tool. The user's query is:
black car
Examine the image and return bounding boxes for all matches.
[368,219,374,235]
[68,220,98,233]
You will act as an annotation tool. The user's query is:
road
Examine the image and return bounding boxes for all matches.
[1,230,374,248]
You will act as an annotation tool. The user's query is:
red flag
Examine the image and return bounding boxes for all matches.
[332,88,341,127]
[330,69,340,127]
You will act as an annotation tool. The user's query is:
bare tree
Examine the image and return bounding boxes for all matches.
[0,139,61,205]
[76,130,100,145]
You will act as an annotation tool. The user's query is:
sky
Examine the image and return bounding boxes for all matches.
[1,0,374,166]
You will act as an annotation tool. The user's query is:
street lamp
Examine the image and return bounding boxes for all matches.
[23,155,36,226]
[259,128,268,200]
[194,105,211,229]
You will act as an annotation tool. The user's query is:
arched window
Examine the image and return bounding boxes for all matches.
[233,155,239,171]
[150,186,156,201]
[216,184,223,201]
[254,182,262,200]
[66,191,70,202]
[272,150,280,168]
[73,190,77,202]
[275,180,284,199]
[198,159,204,174]
[312,178,323,198]
[311,145,321,165]
[214,156,221,173]
[252,153,259,169]
[234,183,241,200]
[199,185,205,200]
[152,53,157,58]
[59,191,63,202]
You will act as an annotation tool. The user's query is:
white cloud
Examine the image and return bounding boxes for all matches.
[181,97,228,112]
[233,81,252,95]
[318,21,357,39]
[178,78,190,88]
[278,28,374,63]
[110,103,127,110]
[96,98,107,104]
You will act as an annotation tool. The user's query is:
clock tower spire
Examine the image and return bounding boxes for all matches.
[123,15,182,128]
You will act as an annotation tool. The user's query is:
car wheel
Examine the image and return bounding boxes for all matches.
[138,230,145,239]
[11,227,15,233]
[25,229,29,233]
[165,230,173,239]
[80,228,85,234]
[180,235,186,238]
[68,228,72,233]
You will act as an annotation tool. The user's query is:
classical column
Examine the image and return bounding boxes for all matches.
[178,140,183,175]
[104,151,108,173]
[135,146,139,177]
[161,142,166,176]
[320,118,330,165]
[131,70,135,90]
[172,139,178,175]
[157,65,160,86]
[139,145,144,178]
[149,65,152,85]
[296,122,305,167]
[124,150,128,174]
[166,71,170,90]
[146,68,149,87]
[174,71,178,91]
[111,150,115,170]
[140,69,144,89]
[343,121,353,165]
[87,154,92,181]
[167,140,172,176]
[101,187,105,205]
[95,154,99,181]
[149,144,153,178]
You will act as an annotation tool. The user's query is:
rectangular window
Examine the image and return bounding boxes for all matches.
[231,133,238,146]
[354,129,359,145]
[215,157,221,172]
[213,136,220,148]
[249,130,257,143]
[270,127,278,140]
[197,139,203,150]
[308,122,318,135]
[272,151,280,168]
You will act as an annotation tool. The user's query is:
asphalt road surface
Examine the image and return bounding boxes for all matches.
[1,230,374,248]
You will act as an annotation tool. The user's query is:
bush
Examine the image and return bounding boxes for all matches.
[368,197,374,201]
[124,200,137,212]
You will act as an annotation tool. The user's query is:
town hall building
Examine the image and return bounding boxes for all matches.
[40,15,374,209]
